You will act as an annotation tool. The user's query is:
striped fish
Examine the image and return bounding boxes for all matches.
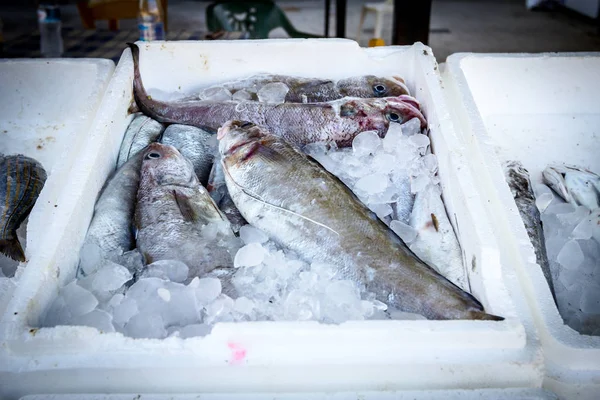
[0,154,47,262]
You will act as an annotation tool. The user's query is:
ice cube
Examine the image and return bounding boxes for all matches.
[545,202,576,216]
[580,285,600,314]
[557,240,585,270]
[157,287,171,302]
[572,214,594,240]
[179,323,212,338]
[199,87,232,102]
[42,295,72,327]
[390,220,418,243]
[234,243,266,268]
[239,225,269,244]
[234,296,255,315]
[195,277,222,305]
[89,261,133,292]
[369,203,392,219]
[371,152,395,174]
[325,280,360,305]
[71,309,114,333]
[143,259,189,283]
[382,124,404,152]
[204,294,235,324]
[125,313,166,339]
[410,174,429,193]
[401,118,422,136]
[409,134,430,149]
[62,281,98,317]
[112,297,138,326]
[232,90,252,101]
[354,173,388,194]
[257,82,289,104]
[352,131,381,156]
[78,241,103,276]
[422,154,438,174]
[283,289,319,321]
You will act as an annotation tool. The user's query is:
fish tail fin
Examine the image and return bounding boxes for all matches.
[126,43,169,123]
[0,237,26,262]
[469,310,504,321]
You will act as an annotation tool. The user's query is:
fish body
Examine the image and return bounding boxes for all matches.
[409,183,468,291]
[128,43,426,148]
[117,113,165,168]
[505,161,555,299]
[0,154,47,261]
[218,121,502,321]
[207,159,247,233]
[160,124,217,186]
[82,150,146,267]
[543,164,600,211]
[211,73,410,103]
[135,143,233,279]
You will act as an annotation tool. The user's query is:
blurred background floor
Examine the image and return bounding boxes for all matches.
[1,0,599,61]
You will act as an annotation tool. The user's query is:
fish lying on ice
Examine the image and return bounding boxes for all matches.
[116,113,165,168]
[135,143,234,279]
[160,124,217,187]
[203,73,410,103]
[543,164,600,211]
[218,120,502,321]
[127,43,426,147]
[505,161,555,300]
[0,154,47,262]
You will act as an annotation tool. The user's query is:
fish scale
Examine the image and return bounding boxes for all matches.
[0,154,47,262]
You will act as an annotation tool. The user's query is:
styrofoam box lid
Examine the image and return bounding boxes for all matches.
[0,41,541,397]
[18,388,558,400]
[0,59,115,314]
[442,52,600,396]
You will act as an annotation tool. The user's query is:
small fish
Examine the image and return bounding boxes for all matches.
[409,183,468,291]
[82,150,146,267]
[160,124,217,187]
[208,73,410,103]
[127,43,426,148]
[135,143,234,279]
[0,154,47,262]
[116,113,165,168]
[543,164,600,211]
[218,120,502,321]
[207,158,247,233]
[505,161,555,300]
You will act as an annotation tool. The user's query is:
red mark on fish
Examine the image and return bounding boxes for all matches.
[227,342,247,365]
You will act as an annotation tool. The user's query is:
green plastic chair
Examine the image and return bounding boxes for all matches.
[206,1,321,39]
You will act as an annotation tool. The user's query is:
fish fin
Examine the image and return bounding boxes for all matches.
[173,190,199,222]
[0,238,26,262]
[469,311,504,321]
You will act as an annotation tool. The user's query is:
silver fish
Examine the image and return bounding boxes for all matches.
[207,158,247,234]
[127,43,426,148]
[116,113,164,168]
[543,164,600,211]
[505,161,555,300]
[135,143,234,279]
[160,124,217,186]
[81,150,145,269]
[218,121,502,321]
[0,154,47,262]
[207,73,410,103]
[409,183,468,291]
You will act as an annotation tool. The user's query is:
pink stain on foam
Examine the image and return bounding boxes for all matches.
[227,342,247,365]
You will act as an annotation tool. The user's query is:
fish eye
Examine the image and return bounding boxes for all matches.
[387,112,402,122]
[147,152,161,159]
[373,84,387,95]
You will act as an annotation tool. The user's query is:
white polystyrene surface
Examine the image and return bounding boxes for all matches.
[19,388,558,400]
[0,41,540,398]
[443,52,600,400]
[0,58,114,319]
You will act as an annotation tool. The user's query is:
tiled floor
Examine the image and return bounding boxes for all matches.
[1,0,599,61]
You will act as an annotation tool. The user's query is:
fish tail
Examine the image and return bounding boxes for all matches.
[0,237,26,262]
[126,43,173,124]
[469,310,504,321]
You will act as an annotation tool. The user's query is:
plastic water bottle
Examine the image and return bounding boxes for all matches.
[138,0,165,41]
[37,4,64,58]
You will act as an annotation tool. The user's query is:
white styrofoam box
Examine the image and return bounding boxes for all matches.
[18,388,558,400]
[0,40,541,399]
[442,53,600,400]
[0,59,115,316]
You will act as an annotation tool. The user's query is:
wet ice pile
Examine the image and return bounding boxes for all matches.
[536,185,600,335]
[44,222,423,339]
[199,83,289,104]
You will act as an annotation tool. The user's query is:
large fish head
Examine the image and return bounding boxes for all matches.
[338,75,410,98]
[140,143,198,188]
[339,97,427,137]
[543,164,600,209]
[217,120,267,159]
